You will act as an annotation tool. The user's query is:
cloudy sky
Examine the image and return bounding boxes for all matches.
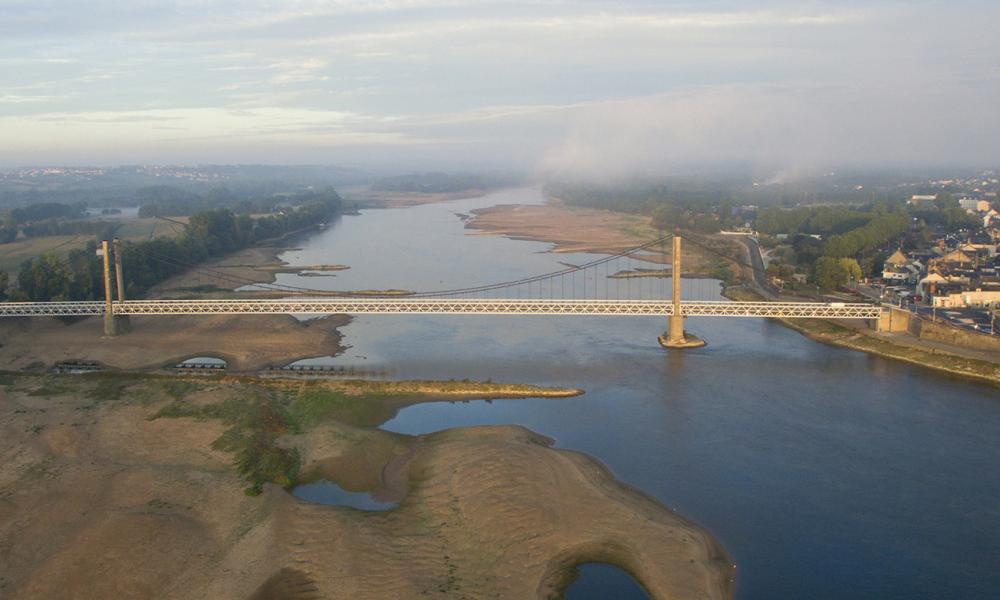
[1,0,998,175]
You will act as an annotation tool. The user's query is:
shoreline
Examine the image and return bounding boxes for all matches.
[464,201,744,279]
[724,286,1000,386]
[0,372,733,599]
[777,317,1000,387]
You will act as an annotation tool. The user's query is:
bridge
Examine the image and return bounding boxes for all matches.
[0,233,883,348]
[0,298,881,319]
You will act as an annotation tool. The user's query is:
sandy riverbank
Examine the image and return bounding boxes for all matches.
[465,202,743,280]
[0,374,733,600]
[0,312,350,372]
[148,246,299,298]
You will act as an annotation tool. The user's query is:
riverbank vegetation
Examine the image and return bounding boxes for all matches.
[548,176,985,293]
[9,189,342,301]
[143,375,579,494]
[1,368,730,599]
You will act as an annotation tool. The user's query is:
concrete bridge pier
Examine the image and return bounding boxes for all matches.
[659,235,705,349]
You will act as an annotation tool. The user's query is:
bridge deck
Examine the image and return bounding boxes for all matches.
[0,299,882,319]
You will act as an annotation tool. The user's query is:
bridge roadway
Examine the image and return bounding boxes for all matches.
[0,299,882,319]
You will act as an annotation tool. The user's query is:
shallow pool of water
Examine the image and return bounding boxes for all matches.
[292,479,398,511]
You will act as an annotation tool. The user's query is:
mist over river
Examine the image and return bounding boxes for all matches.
[271,187,1000,599]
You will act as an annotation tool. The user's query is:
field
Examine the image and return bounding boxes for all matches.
[0,217,189,275]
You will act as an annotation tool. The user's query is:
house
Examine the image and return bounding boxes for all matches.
[959,197,991,212]
[917,272,947,297]
[982,208,1000,228]
[929,248,975,271]
[932,289,1000,308]
[881,249,923,284]
[918,272,970,298]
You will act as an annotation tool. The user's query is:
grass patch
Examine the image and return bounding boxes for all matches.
[85,378,130,403]
[153,391,300,495]
[27,380,69,396]
[287,388,391,429]
[146,376,580,495]
[162,380,198,400]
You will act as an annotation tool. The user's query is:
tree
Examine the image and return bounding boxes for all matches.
[0,270,8,301]
[17,253,71,301]
[814,256,849,290]
[839,258,862,283]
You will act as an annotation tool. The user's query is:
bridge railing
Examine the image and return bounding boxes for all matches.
[0,299,883,319]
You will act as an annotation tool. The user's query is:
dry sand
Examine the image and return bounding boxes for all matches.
[466,203,656,255]
[0,313,349,372]
[465,202,742,279]
[0,375,734,600]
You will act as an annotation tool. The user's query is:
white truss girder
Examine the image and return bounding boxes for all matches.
[0,299,882,319]
[0,301,104,317]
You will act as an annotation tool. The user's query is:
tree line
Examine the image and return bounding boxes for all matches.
[9,189,342,302]
[546,180,745,233]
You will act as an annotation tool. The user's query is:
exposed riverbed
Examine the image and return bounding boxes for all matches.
[272,186,998,599]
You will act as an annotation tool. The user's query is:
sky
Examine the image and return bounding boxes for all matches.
[1,0,998,176]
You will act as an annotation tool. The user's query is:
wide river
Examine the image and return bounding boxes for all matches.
[271,187,999,599]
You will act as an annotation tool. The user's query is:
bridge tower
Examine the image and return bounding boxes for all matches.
[658,235,705,349]
[100,240,117,337]
[112,238,130,333]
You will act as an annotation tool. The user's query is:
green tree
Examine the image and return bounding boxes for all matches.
[814,256,848,290]
[0,270,8,301]
[839,258,862,283]
[17,253,71,301]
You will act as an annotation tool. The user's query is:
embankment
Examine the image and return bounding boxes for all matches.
[725,286,1000,386]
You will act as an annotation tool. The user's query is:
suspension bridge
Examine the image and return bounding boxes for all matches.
[0,233,882,348]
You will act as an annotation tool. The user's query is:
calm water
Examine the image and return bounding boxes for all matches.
[279,187,1000,599]
[565,563,649,600]
[292,480,398,511]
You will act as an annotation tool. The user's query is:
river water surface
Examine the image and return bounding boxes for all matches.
[274,187,999,599]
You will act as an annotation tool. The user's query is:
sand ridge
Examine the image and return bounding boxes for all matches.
[0,374,734,599]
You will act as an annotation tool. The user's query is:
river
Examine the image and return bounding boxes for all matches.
[271,187,1000,599]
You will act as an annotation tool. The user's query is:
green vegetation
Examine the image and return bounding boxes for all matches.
[547,179,744,233]
[756,193,981,289]
[0,202,100,244]
[287,388,392,429]
[151,384,389,494]
[11,189,341,301]
[154,391,301,495]
[147,377,577,494]
[813,257,863,289]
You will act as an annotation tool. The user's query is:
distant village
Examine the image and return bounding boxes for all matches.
[832,191,1000,333]
[875,189,998,331]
